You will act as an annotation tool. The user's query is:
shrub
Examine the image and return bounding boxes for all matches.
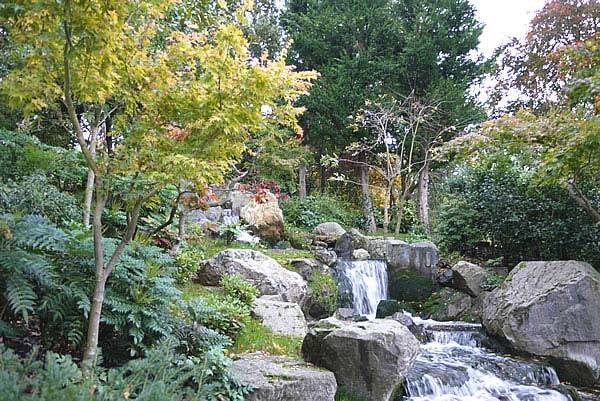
[0,175,81,225]
[220,274,259,307]
[281,195,361,229]
[174,244,206,284]
[182,297,249,339]
[0,343,251,401]
[308,271,338,315]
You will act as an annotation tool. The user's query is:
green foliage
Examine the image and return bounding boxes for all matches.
[0,343,251,401]
[0,214,66,325]
[480,273,505,292]
[0,129,85,186]
[174,244,206,284]
[432,194,483,254]
[335,389,366,401]
[0,213,220,362]
[432,159,600,267]
[220,274,259,307]
[0,175,81,225]
[308,271,338,316]
[182,296,249,339]
[283,223,312,249]
[231,318,303,357]
[282,195,361,229]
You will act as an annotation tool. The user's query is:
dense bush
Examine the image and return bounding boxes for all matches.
[0,343,250,401]
[281,195,362,229]
[0,214,245,363]
[0,175,81,225]
[0,129,85,188]
[220,274,259,307]
[308,271,339,315]
[174,243,206,284]
[433,161,600,267]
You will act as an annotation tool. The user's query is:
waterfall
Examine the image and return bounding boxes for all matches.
[401,316,588,401]
[336,259,388,318]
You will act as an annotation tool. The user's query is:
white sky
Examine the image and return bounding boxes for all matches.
[471,0,547,57]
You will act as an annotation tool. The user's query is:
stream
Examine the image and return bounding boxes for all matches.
[335,259,598,401]
[401,317,597,401]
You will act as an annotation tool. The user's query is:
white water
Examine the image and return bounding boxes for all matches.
[403,318,575,401]
[336,259,388,318]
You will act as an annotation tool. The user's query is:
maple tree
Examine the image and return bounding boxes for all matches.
[491,0,600,112]
[1,0,314,369]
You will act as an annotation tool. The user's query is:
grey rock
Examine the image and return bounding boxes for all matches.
[452,261,487,297]
[436,268,454,286]
[335,308,355,320]
[252,296,307,337]
[232,353,337,401]
[205,206,223,222]
[302,318,420,401]
[387,312,427,342]
[482,261,600,386]
[197,249,307,304]
[230,190,253,216]
[289,258,324,281]
[313,222,346,238]
[452,261,488,297]
[313,249,338,266]
[409,241,439,278]
[352,248,370,260]
[334,230,439,279]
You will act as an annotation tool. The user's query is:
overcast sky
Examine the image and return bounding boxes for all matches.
[471,0,547,56]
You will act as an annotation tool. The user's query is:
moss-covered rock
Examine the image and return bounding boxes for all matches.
[389,270,435,303]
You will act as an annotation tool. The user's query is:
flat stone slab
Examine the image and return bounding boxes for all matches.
[232,352,337,401]
[253,296,308,337]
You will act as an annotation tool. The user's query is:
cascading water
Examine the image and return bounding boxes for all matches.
[401,315,597,401]
[335,259,388,318]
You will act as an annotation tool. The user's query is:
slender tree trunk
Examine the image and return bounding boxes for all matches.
[567,179,600,224]
[298,163,307,200]
[359,164,377,232]
[383,182,392,234]
[82,189,107,369]
[418,159,430,233]
[82,137,97,227]
[394,193,408,235]
[394,177,418,235]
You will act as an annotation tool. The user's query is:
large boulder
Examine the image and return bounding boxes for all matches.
[482,261,600,386]
[451,261,487,297]
[289,258,325,281]
[313,249,338,266]
[197,249,307,304]
[232,353,337,401]
[230,189,253,216]
[334,230,439,279]
[313,222,346,239]
[240,190,284,241]
[252,296,307,337]
[302,317,420,401]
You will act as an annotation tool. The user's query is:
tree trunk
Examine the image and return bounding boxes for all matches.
[567,179,600,224]
[418,159,430,233]
[299,163,307,200]
[359,164,377,232]
[82,272,107,367]
[394,193,408,235]
[82,129,98,227]
[82,189,107,369]
[382,183,392,234]
[83,169,95,227]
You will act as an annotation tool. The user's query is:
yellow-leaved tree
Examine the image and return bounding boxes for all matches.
[1,0,315,369]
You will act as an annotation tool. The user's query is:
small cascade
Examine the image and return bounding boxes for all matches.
[335,259,388,318]
[402,316,578,401]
